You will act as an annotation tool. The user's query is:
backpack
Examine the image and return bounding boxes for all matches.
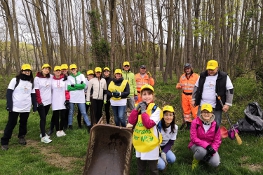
[14,76,34,90]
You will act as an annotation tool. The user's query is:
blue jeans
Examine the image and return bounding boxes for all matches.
[197,106,222,125]
[157,150,176,170]
[68,103,91,126]
[111,105,126,127]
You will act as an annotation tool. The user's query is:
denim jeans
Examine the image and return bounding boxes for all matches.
[68,103,91,126]
[157,150,176,170]
[111,105,126,127]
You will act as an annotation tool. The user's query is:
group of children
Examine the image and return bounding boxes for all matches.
[128,84,221,174]
[1,63,222,173]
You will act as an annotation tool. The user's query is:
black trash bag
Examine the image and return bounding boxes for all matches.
[238,102,263,132]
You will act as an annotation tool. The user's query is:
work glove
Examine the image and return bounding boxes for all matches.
[135,104,140,111]
[80,81,83,84]
[147,71,152,77]
[126,123,133,128]
[71,84,75,87]
[64,100,70,109]
[203,153,213,162]
[161,152,168,165]
[38,103,44,110]
[134,95,138,102]
[139,101,147,113]
[112,91,120,98]
[104,100,107,104]
[206,145,216,155]
[86,101,91,105]
[6,105,12,112]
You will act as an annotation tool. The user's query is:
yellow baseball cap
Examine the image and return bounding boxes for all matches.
[54,66,61,71]
[114,69,122,74]
[140,84,154,92]
[163,105,174,113]
[201,103,213,112]
[21,64,31,71]
[69,64,77,69]
[104,67,110,71]
[42,64,51,69]
[87,70,94,75]
[123,61,130,66]
[61,64,68,70]
[206,60,218,70]
[95,67,102,73]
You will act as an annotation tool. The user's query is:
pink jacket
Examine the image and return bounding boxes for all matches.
[188,117,221,151]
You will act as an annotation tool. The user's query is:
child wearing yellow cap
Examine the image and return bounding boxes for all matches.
[188,103,221,170]
[157,105,178,170]
[128,84,162,174]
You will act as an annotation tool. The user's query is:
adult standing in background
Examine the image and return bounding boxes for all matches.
[86,67,107,125]
[192,60,234,125]
[107,69,130,127]
[135,65,154,104]
[51,66,69,137]
[35,64,53,143]
[122,61,137,120]
[176,63,199,129]
[77,69,94,128]
[67,64,91,132]
[1,64,37,150]
[103,67,113,124]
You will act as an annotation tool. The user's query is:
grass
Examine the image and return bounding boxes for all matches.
[0,74,263,174]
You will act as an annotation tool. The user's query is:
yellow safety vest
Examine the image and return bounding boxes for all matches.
[108,80,128,100]
[133,103,163,152]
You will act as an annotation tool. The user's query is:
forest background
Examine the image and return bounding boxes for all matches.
[0,0,263,174]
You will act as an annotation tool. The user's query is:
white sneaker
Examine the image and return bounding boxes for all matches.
[40,133,50,139]
[61,130,66,136]
[41,135,52,143]
[57,131,66,137]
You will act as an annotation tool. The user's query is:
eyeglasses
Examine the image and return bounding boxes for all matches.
[124,65,129,67]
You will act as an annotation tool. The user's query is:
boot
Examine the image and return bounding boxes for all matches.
[87,125,92,133]
[68,125,73,130]
[186,122,191,130]
[192,157,199,170]
[18,135,27,145]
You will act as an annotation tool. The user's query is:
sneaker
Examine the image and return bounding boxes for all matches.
[41,135,52,143]
[60,130,66,136]
[192,157,199,170]
[40,133,50,139]
[47,130,54,136]
[56,131,62,137]
[18,136,27,145]
[1,145,8,150]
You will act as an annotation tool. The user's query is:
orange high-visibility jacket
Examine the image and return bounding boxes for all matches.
[135,73,155,92]
[176,73,199,93]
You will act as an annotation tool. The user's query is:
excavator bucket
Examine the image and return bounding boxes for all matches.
[83,123,133,175]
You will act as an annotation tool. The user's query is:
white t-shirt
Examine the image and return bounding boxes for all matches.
[136,108,162,160]
[51,77,67,110]
[160,124,178,146]
[67,73,86,103]
[195,74,233,108]
[8,78,35,112]
[34,75,52,106]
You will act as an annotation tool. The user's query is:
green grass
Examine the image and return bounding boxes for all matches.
[0,75,263,174]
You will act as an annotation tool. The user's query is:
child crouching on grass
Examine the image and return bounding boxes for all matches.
[188,103,221,170]
[128,84,163,175]
[157,105,178,171]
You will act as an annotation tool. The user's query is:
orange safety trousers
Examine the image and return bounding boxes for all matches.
[182,93,198,122]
